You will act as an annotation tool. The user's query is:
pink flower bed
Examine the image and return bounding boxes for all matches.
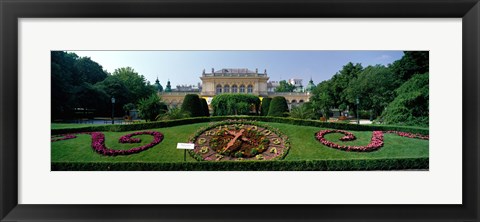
[315,129,428,152]
[52,131,164,156]
[91,131,163,156]
[383,130,429,140]
[316,129,383,152]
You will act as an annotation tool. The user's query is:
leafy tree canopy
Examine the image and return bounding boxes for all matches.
[275,80,296,92]
[390,51,429,83]
[111,67,155,102]
[345,65,397,116]
[382,73,429,127]
[310,81,334,118]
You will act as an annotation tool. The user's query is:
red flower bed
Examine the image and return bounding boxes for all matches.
[383,130,429,140]
[51,131,164,156]
[315,129,428,152]
[92,131,163,156]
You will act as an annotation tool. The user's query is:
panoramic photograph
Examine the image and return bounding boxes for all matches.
[51,50,429,171]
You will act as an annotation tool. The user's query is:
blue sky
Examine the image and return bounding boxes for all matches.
[69,51,404,86]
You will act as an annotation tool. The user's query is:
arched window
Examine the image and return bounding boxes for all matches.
[299,100,304,103]
[291,99,297,104]
[240,85,245,93]
[216,84,222,94]
[247,85,253,93]
[224,85,230,93]
[232,85,238,93]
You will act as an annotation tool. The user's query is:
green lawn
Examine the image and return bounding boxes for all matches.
[51,122,428,163]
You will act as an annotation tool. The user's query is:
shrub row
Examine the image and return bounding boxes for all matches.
[52,116,429,135]
[210,94,261,116]
[52,157,428,171]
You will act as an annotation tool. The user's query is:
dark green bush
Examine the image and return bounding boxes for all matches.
[260,97,272,116]
[181,94,203,117]
[52,157,428,171]
[268,96,289,117]
[200,98,210,117]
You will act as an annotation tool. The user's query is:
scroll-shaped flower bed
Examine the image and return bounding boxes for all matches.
[189,120,290,161]
[315,129,428,152]
[51,131,164,156]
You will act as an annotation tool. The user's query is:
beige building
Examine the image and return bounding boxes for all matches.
[201,68,269,96]
[160,68,312,110]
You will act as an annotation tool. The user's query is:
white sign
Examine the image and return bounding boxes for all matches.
[176,143,195,149]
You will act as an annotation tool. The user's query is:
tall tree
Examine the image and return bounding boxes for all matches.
[111,67,155,102]
[390,51,429,83]
[329,62,363,111]
[310,81,334,118]
[275,80,296,92]
[51,51,77,119]
[345,65,397,117]
[382,73,429,127]
[73,57,108,84]
[95,75,132,116]
[69,83,109,118]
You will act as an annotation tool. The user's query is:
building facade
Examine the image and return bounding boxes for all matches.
[160,68,313,110]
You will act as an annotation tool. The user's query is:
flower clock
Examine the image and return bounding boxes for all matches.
[315,129,429,152]
[190,121,289,161]
[51,131,164,156]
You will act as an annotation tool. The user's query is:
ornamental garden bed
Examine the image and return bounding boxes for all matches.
[189,121,290,161]
[51,118,429,171]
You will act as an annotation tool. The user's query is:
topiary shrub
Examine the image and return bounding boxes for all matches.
[261,97,272,116]
[181,94,203,117]
[268,96,289,117]
[200,98,210,117]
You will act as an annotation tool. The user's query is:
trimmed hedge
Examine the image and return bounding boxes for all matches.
[200,98,210,117]
[52,116,429,135]
[210,94,261,116]
[52,157,428,171]
[268,96,289,117]
[261,97,272,116]
[181,94,203,117]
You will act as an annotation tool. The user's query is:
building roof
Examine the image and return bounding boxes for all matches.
[306,78,316,92]
[214,68,255,74]
[203,68,268,77]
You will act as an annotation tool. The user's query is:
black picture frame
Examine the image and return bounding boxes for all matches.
[1,0,479,221]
